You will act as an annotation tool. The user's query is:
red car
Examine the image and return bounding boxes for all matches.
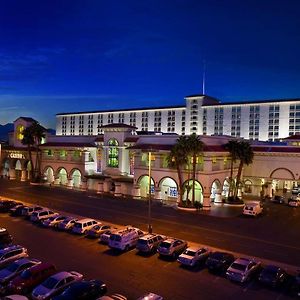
[7,262,57,295]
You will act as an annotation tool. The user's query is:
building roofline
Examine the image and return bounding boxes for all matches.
[56,105,185,116]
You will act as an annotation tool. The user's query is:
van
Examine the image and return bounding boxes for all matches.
[30,209,58,222]
[243,202,263,217]
[109,227,144,251]
[72,218,100,234]
[136,234,166,253]
[22,206,43,218]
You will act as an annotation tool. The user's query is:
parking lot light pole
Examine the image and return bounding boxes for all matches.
[148,151,153,234]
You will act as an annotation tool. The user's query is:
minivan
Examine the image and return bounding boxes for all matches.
[72,218,100,234]
[136,234,166,253]
[30,209,58,223]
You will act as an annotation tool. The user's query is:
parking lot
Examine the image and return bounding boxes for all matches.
[0,202,299,299]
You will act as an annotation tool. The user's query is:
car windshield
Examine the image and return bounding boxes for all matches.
[231,263,247,271]
[138,239,147,245]
[210,252,225,260]
[6,262,20,272]
[159,242,171,248]
[110,234,121,242]
[42,277,59,289]
[74,223,82,228]
[20,269,32,279]
[183,250,196,256]
[262,266,278,276]
[92,225,100,230]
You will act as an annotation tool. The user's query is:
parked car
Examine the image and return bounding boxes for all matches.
[288,197,300,207]
[258,265,287,287]
[157,238,187,258]
[30,209,58,223]
[0,201,20,213]
[3,295,29,300]
[136,234,166,253]
[0,245,28,269]
[86,224,111,238]
[21,206,44,218]
[8,262,57,295]
[72,219,100,234]
[31,271,83,300]
[0,228,13,249]
[52,279,107,300]
[271,195,285,204]
[226,257,261,283]
[99,229,118,244]
[57,217,78,231]
[137,293,163,300]
[177,246,210,267]
[243,202,263,217]
[41,215,68,228]
[206,251,235,273]
[10,205,26,217]
[97,294,127,300]
[109,227,144,251]
[0,258,40,293]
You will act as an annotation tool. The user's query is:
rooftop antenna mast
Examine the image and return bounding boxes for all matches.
[202,60,206,95]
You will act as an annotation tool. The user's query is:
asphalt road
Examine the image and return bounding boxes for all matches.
[0,213,295,300]
[0,179,300,269]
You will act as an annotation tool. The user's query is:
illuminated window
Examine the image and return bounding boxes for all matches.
[108,139,119,168]
[16,125,24,140]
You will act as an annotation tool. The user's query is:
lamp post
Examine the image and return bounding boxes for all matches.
[148,151,153,234]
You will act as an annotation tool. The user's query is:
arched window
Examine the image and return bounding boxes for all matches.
[16,125,24,140]
[108,139,119,168]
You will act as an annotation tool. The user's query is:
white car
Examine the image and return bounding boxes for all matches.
[30,210,58,223]
[288,196,300,207]
[137,292,163,300]
[3,295,29,300]
[0,245,28,269]
[243,202,263,217]
[72,219,100,234]
[177,246,211,267]
[99,229,118,244]
[226,257,261,283]
[31,271,83,300]
[57,217,78,231]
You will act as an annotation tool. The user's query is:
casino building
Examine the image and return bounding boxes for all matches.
[56,94,300,141]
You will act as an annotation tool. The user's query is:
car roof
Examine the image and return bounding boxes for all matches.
[185,246,205,252]
[233,258,252,265]
[29,262,55,273]
[140,234,158,240]
[51,271,72,280]
[264,265,280,271]
[0,245,24,254]
[245,202,260,206]
[76,218,96,223]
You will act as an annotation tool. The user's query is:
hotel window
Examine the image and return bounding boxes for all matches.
[214,108,223,135]
[288,104,300,136]
[108,113,114,124]
[87,115,93,135]
[141,111,148,131]
[97,115,103,134]
[129,112,136,127]
[231,107,241,137]
[78,116,84,135]
[118,113,124,123]
[108,139,119,168]
[181,111,186,135]
[202,109,207,135]
[268,105,280,141]
[249,106,260,140]
[167,111,176,132]
[70,116,75,135]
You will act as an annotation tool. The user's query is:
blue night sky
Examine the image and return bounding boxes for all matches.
[0,0,300,128]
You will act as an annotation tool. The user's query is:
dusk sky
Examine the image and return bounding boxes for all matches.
[0,0,300,128]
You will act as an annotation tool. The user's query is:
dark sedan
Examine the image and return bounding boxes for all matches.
[0,200,20,213]
[206,251,235,273]
[258,265,287,287]
[52,279,107,300]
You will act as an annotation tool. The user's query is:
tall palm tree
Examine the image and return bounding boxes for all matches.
[233,140,254,199]
[186,134,204,205]
[167,136,189,205]
[225,140,240,197]
[21,126,35,180]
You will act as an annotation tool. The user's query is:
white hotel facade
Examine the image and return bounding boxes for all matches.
[56,94,300,141]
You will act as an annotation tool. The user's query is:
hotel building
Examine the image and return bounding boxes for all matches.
[56,95,300,141]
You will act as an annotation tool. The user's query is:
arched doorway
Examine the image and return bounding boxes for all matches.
[25,161,32,180]
[2,159,10,178]
[222,178,230,198]
[138,175,155,198]
[44,167,54,183]
[71,169,82,188]
[57,168,68,185]
[210,179,222,201]
[159,177,178,201]
[270,168,295,194]
[15,160,22,180]
[244,179,252,194]
[182,179,203,204]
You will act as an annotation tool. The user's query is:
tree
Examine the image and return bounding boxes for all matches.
[22,121,46,182]
[225,140,240,197]
[233,140,254,199]
[186,134,204,205]
[167,136,189,205]
[21,126,35,180]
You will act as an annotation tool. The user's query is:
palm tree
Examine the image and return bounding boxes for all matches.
[186,134,203,205]
[233,140,254,199]
[21,126,35,180]
[225,140,240,197]
[167,136,189,205]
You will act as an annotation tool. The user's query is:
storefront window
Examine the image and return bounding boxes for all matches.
[108,139,119,168]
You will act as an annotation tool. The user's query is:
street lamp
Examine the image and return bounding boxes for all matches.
[148,150,153,234]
